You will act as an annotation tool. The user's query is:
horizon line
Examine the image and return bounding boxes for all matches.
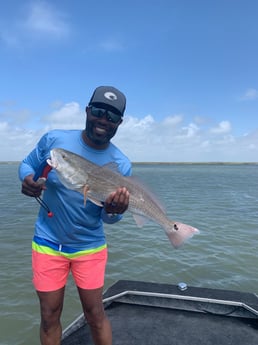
[1,161,258,165]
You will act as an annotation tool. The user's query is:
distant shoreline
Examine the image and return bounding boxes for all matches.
[1,161,258,165]
[132,162,258,165]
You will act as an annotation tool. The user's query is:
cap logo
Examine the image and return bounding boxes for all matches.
[104,91,117,101]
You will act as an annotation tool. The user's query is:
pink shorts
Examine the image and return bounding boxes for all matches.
[32,248,108,292]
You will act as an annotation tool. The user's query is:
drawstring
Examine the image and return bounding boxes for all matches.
[35,196,53,218]
[33,162,53,217]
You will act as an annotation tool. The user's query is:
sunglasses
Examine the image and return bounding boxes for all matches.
[89,106,122,124]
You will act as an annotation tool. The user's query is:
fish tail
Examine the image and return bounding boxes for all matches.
[165,221,200,249]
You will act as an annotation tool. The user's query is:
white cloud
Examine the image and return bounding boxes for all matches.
[162,114,183,127]
[98,38,124,52]
[1,102,258,162]
[240,88,258,101]
[0,122,40,161]
[0,30,19,48]
[0,102,84,161]
[0,121,9,131]
[182,123,200,138]
[0,1,70,47]
[23,1,70,38]
[42,102,85,130]
[210,121,231,134]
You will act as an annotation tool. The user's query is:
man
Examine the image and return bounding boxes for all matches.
[19,86,131,345]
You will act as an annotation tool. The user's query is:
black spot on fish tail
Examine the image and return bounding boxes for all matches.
[174,223,179,231]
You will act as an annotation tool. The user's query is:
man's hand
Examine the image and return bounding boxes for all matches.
[104,187,129,214]
[21,174,46,198]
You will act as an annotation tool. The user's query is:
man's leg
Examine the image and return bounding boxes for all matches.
[78,286,112,345]
[32,248,69,345]
[37,287,65,345]
[72,248,110,344]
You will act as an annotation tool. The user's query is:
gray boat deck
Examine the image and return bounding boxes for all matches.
[61,280,258,345]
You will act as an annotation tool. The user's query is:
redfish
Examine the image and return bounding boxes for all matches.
[47,148,199,248]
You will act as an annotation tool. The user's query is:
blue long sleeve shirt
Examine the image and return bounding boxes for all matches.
[19,129,131,252]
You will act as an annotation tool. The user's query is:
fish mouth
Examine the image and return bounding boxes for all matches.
[47,149,58,169]
[49,149,55,162]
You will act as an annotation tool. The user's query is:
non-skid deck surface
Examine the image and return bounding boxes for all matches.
[61,280,258,345]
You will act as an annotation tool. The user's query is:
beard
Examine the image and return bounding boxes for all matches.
[85,119,119,146]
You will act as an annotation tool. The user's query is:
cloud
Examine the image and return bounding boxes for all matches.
[0,30,19,48]
[162,114,183,127]
[0,121,41,161]
[182,123,200,138]
[0,1,70,47]
[98,38,125,52]
[114,116,249,162]
[23,1,70,38]
[240,88,258,101]
[42,102,84,130]
[0,102,84,161]
[1,102,258,162]
[210,121,231,134]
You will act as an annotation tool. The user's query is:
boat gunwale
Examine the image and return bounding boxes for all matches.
[62,280,258,340]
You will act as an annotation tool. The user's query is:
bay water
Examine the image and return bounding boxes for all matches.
[1,162,258,344]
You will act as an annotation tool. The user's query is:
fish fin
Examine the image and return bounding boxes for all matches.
[165,221,200,249]
[88,197,104,207]
[83,185,90,206]
[102,162,120,173]
[132,214,148,228]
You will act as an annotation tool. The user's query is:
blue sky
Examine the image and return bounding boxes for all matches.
[0,0,258,162]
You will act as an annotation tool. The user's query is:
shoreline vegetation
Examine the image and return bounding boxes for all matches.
[1,161,258,165]
[133,162,258,165]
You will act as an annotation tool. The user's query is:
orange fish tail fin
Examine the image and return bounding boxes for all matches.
[165,222,200,249]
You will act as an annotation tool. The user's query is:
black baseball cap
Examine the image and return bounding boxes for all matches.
[88,86,126,117]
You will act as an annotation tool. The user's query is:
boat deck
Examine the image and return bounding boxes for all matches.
[61,280,258,345]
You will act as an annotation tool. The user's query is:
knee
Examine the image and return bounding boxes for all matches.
[40,318,58,335]
[85,306,107,330]
[40,313,60,334]
[37,289,64,336]
[40,305,62,333]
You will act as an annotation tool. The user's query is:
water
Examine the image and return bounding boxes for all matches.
[1,162,258,344]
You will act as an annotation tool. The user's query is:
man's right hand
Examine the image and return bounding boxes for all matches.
[21,174,46,197]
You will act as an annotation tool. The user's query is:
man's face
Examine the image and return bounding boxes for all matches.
[85,106,122,148]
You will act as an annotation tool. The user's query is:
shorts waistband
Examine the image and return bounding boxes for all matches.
[32,235,107,258]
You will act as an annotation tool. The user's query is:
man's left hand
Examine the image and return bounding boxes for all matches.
[104,187,129,214]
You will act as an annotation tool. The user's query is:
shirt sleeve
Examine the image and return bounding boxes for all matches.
[18,132,54,181]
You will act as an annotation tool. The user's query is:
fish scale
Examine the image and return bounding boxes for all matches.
[47,148,200,249]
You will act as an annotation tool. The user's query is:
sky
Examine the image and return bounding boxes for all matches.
[0,0,258,162]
